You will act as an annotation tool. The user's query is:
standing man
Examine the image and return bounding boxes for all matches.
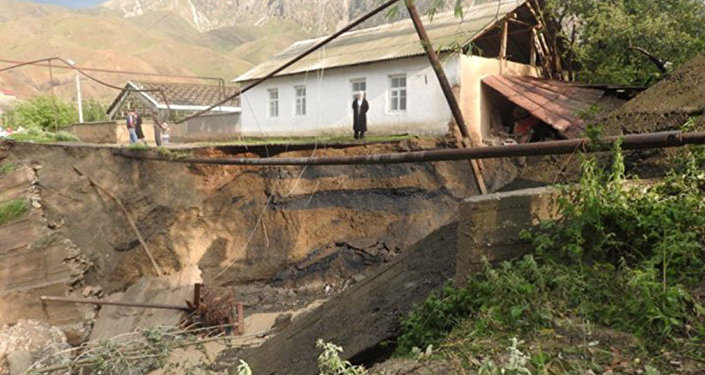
[126,110,138,144]
[352,91,369,140]
[134,111,147,145]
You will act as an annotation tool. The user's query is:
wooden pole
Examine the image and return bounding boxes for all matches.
[404,0,488,194]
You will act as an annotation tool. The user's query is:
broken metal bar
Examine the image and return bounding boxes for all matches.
[40,296,192,312]
[176,0,399,125]
[237,303,245,335]
[114,131,705,167]
[404,0,488,194]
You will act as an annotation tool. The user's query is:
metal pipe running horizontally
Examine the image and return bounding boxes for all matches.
[40,296,192,312]
[114,131,705,167]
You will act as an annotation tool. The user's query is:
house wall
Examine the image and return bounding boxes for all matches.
[459,56,540,143]
[238,56,461,137]
[168,112,242,143]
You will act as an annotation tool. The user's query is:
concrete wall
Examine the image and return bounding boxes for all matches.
[70,121,156,145]
[454,187,561,285]
[69,121,119,144]
[168,112,241,143]
[459,56,540,143]
[239,56,460,137]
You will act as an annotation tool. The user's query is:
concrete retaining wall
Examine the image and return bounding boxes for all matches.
[454,187,561,285]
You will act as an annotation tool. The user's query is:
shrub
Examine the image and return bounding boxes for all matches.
[4,95,78,131]
[0,199,29,226]
[396,144,705,358]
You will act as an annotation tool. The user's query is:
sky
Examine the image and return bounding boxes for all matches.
[21,0,104,8]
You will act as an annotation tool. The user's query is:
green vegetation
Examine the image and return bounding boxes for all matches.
[3,95,78,131]
[8,128,79,143]
[82,98,109,123]
[317,340,368,375]
[545,0,705,85]
[395,144,705,373]
[0,162,16,175]
[0,199,29,226]
[426,0,705,86]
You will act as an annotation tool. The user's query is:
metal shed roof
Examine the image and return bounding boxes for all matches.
[235,0,526,83]
[483,75,607,138]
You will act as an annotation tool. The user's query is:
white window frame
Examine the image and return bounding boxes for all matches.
[351,78,367,101]
[389,74,407,113]
[268,89,279,118]
[294,85,306,117]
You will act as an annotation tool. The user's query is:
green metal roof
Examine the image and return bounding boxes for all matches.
[235,0,526,83]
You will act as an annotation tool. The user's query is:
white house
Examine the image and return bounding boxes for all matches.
[234,0,547,143]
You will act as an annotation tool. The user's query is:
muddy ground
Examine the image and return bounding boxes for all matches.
[0,137,522,346]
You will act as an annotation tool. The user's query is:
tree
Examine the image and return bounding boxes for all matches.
[420,0,705,86]
[548,0,705,85]
[4,95,78,131]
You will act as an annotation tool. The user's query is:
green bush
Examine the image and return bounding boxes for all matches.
[82,98,109,122]
[396,144,705,359]
[4,95,78,131]
[8,128,79,143]
[0,199,29,226]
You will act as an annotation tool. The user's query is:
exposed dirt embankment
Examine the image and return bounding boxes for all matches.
[0,139,518,343]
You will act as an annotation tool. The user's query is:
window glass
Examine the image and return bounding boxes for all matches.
[295,86,306,116]
[268,89,279,118]
[390,75,407,111]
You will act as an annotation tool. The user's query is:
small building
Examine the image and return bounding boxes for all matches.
[106,80,241,121]
[103,81,243,143]
[235,0,549,142]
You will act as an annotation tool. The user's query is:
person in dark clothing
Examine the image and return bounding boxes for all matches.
[134,112,147,144]
[352,91,369,140]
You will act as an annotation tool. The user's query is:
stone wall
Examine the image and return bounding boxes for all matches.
[454,187,561,285]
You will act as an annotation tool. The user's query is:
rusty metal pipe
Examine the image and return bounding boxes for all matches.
[114,131,705,166]
[40,296,192,312]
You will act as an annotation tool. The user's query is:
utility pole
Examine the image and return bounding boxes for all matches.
[67,59,83,123]
[75,70,83,123]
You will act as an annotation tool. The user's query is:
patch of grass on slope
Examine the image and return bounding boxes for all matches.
[0,199,29,226]
[395,143,705,374]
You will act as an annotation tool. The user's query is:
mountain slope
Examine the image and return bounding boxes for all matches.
[0,0,309,103]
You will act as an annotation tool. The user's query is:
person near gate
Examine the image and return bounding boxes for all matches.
[126,110,138,144]
[352,91,369,140]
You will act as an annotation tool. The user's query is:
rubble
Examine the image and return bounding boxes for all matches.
[0,320,70,375]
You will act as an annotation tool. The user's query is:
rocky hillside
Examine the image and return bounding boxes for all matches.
[0,0,308,102]
[102,0,452,33]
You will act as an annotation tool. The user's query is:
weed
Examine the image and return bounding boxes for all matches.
[395,143,705,372]
[0,199,29,226]
[8,128,79,143]
[127,143,150,151]
[316,340,368,375]
[0,162,16,175]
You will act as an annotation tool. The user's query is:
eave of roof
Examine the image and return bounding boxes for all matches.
[235,0,527,83]
[483,75,607,138]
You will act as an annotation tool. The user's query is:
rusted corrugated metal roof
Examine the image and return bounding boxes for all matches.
[235,0,526,83]
[483,75,606,138]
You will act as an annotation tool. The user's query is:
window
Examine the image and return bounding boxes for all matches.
[294,86,306,116]
[390,75,407,112]
[268,89,279,118]
[351,78,366,101]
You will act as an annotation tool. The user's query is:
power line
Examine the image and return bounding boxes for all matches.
[173,0,400,125]
[0,58,228,98]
